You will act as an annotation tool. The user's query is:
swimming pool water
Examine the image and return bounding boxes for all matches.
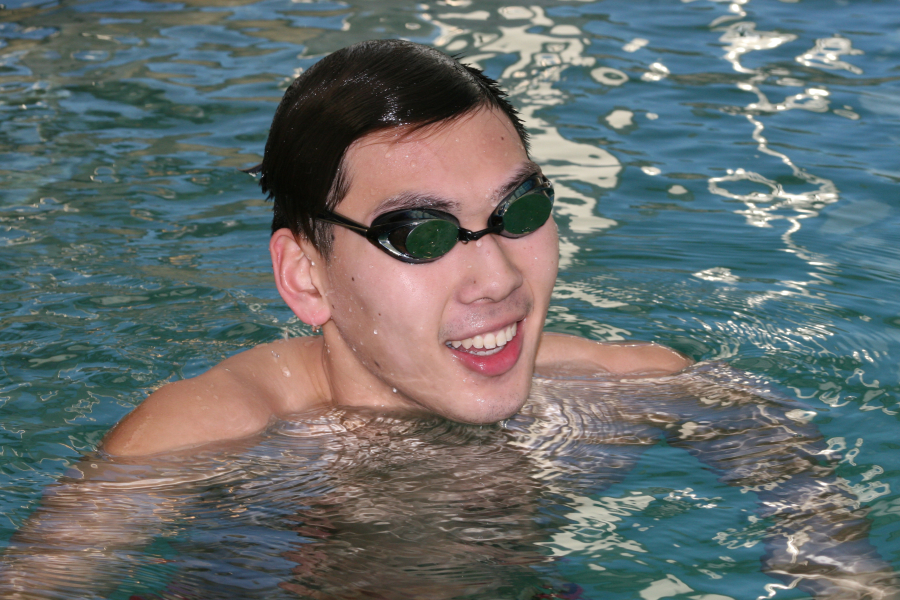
[1,0,899,598]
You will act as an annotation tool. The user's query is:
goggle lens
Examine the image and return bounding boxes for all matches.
[317,174,554,263]
[501,191,554,236]
[397,190,552,260]
[403,219,459,260]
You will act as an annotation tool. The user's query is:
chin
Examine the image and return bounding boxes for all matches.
[441,391,529,425]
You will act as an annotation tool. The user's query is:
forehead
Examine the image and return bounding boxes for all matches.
[338,108,530,217]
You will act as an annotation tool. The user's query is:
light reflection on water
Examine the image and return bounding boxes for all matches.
[2,0,900,597]
[4,365,895,599]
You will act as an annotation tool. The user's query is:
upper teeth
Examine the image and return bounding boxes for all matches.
[448,322,517,351]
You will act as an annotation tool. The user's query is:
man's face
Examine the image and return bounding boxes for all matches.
[317,107,559,423]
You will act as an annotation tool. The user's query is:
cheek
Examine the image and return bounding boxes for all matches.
[517,222,559,296]
[328,250,450,345]
[544,220,560,272]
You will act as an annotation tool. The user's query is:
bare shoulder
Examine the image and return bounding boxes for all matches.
[535,332,693,377]
[102,336,329,457]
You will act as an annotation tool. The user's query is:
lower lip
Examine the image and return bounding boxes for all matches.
[447,323,524,377]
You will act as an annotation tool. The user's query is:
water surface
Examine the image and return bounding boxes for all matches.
[2,0,899,598]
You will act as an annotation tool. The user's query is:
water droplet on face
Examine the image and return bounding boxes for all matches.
[392,388,397,393]
[282,367,291,377]
[476,240,483,248]
[271,350,280,358]
[373,330,377,335]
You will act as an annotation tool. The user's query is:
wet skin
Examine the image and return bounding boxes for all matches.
[289,107,560,424]
[102,108,692,457]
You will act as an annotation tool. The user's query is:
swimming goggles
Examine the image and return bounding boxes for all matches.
[316,173,554,264]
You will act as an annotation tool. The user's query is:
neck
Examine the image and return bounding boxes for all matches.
[318,321,431,417]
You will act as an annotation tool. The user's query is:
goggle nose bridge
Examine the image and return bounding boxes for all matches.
[457,222,504,243]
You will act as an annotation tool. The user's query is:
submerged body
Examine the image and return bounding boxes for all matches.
[6,366,899,599]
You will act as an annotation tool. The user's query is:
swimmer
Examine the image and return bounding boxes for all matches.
[5,40,899,600]
[102,39,692,457]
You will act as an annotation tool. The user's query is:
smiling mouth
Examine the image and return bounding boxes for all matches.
[446,322,518,356]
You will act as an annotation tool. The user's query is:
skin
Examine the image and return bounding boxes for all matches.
[103,107,692,457]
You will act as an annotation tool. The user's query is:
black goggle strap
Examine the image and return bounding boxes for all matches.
[315,210,369,234]
[315,174,553,259]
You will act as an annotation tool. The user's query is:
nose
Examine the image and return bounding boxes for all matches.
[455,234,524,305]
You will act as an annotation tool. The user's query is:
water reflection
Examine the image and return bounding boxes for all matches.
[690,2,899,429]
[710,17,840,241]
[3,366,898,599]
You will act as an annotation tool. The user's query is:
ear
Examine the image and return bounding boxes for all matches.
[270,228,331,327]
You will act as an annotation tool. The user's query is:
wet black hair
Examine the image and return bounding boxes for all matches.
[255,39,529,255]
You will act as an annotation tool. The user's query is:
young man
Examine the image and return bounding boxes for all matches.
[7,41,896,600]
[102,39,691,457]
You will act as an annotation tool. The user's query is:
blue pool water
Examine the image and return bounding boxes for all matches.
[2,0,900,598]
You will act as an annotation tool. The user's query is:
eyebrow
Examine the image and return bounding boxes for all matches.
[375,192,460,216]
[495,160,542,202]
[372,160,542,217]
